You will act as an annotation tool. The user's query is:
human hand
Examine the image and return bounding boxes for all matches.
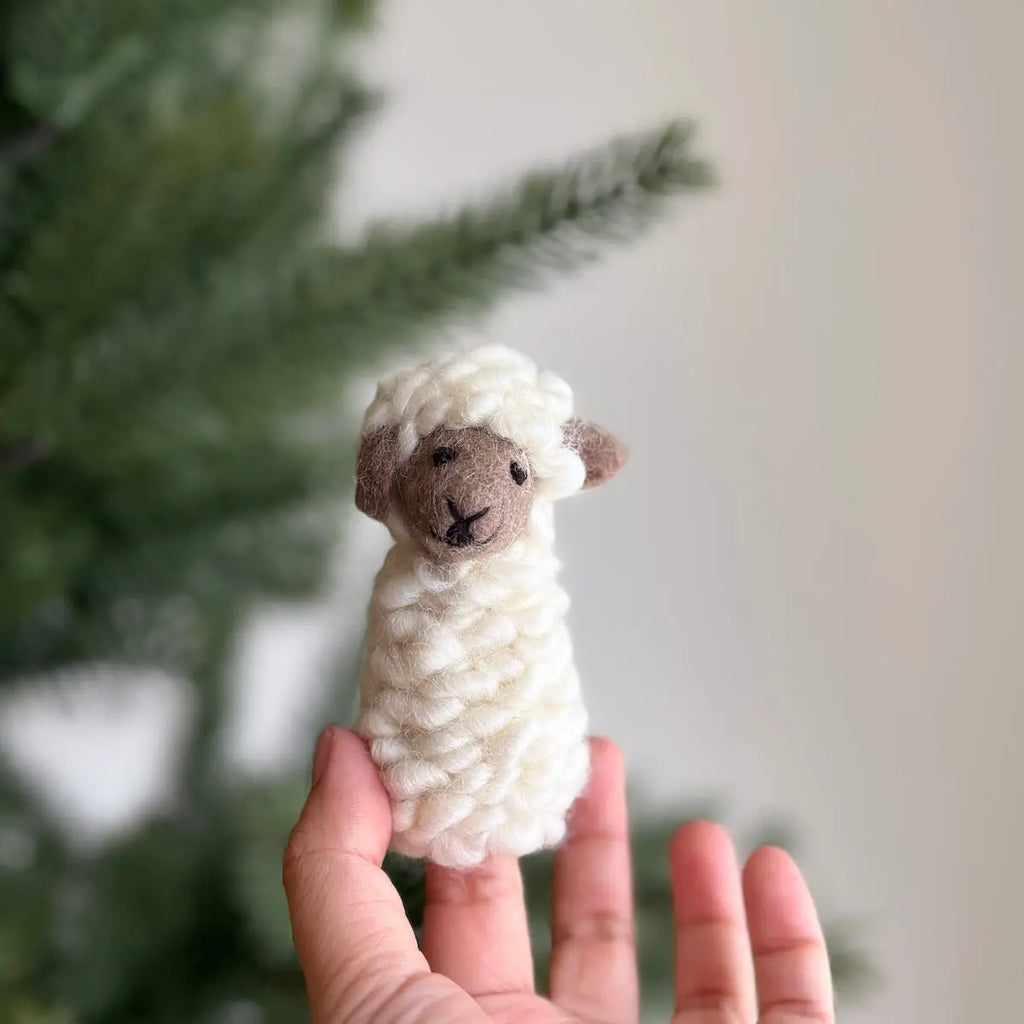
[283,727,834,1023]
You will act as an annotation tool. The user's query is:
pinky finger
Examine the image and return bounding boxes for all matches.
[742,847,834,1023]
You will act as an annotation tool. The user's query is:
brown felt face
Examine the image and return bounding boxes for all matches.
[356,418,627,562]
[392,427,535,562]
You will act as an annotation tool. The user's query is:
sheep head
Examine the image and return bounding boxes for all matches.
[357,419,625,563]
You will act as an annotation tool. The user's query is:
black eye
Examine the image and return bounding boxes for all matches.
[510,460,527,485]
[433,446,457,466]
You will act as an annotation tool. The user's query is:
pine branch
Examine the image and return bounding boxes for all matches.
[0,0,375,397]
[231,117,715,357]
[347,118,714,314]
[0,755,68,1007]
[10,120,712,454]
[0,71,370,389]
[330,0,376,30]
[177,614,237,813]
[45,815,243,1022]
[0,498,344,685]
[0,121,55,164]
[4,0,294,125]
[230,775,314,968]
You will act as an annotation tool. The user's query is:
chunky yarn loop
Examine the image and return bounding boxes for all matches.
[363,344,586,501]
[357,529,589,867]
[355,346,591,868]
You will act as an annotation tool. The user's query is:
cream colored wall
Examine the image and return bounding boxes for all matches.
[342,2,1024,1021]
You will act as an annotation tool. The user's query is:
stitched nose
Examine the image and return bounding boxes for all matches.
[445,498,490,546]
[444,519,474,547]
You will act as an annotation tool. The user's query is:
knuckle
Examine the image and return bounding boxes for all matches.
[426,857,521,907]
[282,823,320,895]
[552,909,634,946]
[676,991,747,1021]
[761,999,834,1023]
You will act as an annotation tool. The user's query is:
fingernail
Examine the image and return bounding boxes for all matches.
[311,727,338,786]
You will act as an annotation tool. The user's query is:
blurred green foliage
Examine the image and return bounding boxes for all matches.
[0,2,868,1021]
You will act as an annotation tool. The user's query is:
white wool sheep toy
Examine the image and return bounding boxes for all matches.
[354,344,626,868]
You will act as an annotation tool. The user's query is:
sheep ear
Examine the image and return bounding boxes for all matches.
[565,418,627,489]
[356,426,399,521]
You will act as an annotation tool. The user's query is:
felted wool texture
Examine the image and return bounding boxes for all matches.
[355,424,400,523]
[392,426,534,559]
[565,417,629,490]
[355,345,592,868]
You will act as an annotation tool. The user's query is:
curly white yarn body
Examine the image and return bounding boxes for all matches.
[357,505,589,868]
[355,345,592,868]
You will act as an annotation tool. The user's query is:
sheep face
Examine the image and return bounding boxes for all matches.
[357,417,627,564]
[393,426,535,563]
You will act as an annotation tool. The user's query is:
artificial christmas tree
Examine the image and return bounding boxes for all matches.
[0,2,869,1021]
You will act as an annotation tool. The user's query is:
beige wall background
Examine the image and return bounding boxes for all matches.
[3,3,1020,1022]
[340,2,1023,1021]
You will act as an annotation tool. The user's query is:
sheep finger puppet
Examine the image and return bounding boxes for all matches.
[354,344,626,869]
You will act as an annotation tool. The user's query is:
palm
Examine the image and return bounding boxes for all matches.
[479,993,620,1022]
[283,730,834,1024]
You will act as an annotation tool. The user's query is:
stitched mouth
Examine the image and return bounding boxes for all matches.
[430,528,497,548]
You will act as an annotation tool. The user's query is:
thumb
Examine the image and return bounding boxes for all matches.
[282,728,421,1021]
[282,727,486,1024]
